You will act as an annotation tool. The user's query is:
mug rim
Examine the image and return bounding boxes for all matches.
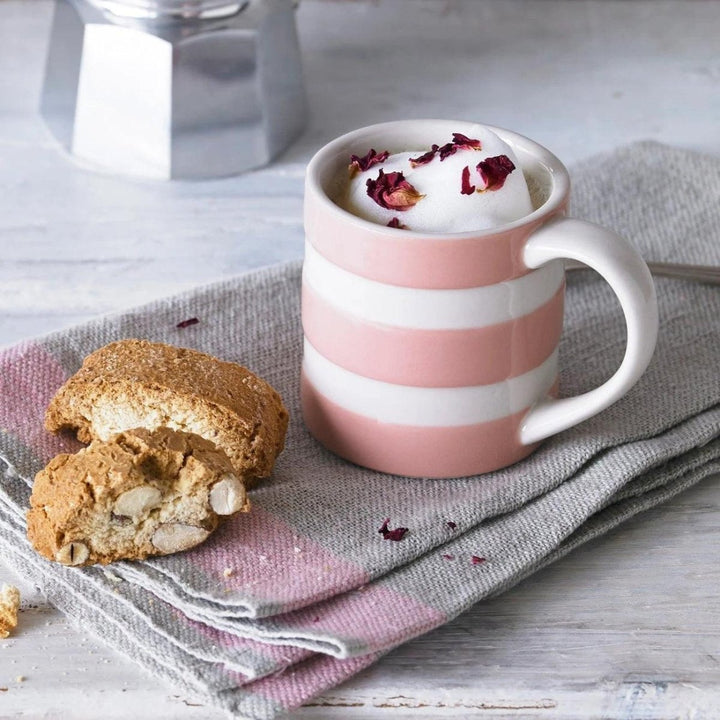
[305,119,570,241]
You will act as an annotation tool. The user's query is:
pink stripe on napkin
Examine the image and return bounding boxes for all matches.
[0,343,79,462]
[279,583,446,655]
[171,606,313,669]
[190,506,369,612]
[250,650,381,710]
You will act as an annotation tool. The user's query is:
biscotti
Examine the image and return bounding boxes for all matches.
[27,427,249,566]
[0,584,20,638]
[45,339,288,482]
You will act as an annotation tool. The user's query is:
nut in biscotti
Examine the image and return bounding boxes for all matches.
[44,339,289,483]
[209,474,246,515]
[27,427,250,566]
[114,485,162,519]
[150,524,210,554]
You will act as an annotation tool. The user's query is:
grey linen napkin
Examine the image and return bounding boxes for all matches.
[0,141,718,719]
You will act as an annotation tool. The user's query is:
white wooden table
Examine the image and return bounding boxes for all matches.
[1,1,720,717]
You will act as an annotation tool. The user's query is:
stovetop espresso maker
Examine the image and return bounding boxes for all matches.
[41,0,306,179]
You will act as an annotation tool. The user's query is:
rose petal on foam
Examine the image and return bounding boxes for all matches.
[439,133,483,161]
[349,148,390,177]
[451,132,482,150]
[437,141,458,161]
[409,144,440,167]
[366,170,424,211]
[476,154,516,191]
[409,134,481,168]
[460,166,475,195]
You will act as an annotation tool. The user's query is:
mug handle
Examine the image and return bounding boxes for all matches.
[520,217,659,445]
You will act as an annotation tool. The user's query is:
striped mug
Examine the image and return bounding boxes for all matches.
[301,120,658,478]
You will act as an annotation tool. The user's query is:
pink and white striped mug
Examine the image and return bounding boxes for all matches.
[301,120,658,478]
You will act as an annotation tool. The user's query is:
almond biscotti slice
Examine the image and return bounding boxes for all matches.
[27,427,249,566]
[45,339,288,482]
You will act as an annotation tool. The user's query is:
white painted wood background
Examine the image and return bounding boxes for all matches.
[1,1,720,717]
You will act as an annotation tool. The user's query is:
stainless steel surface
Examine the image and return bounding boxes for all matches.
[91,0,248,19]
[566,259,720,286]
[40,0,306,179]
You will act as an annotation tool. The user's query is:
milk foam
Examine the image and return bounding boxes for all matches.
[341,125,534,233]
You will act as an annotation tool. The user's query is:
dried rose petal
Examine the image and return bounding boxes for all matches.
[442,553,455,560]
[437,141,458,161]
[387,217,407,229]
[409,144,440,167]
[349,149,389,177]
[446,521,457,530]
[378,518,409,542]
[409,134,482,168]
[451,132,482,150]
[176,317,199,329]
[476,155,516,191]
[460,166,475,195]
[471,555,487,565]
[366,170,424,211]
[439,133,483,161]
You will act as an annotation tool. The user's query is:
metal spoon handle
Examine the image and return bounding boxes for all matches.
[565,259,720,286]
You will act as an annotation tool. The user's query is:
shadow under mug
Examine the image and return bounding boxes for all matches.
[300,120,658,479]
